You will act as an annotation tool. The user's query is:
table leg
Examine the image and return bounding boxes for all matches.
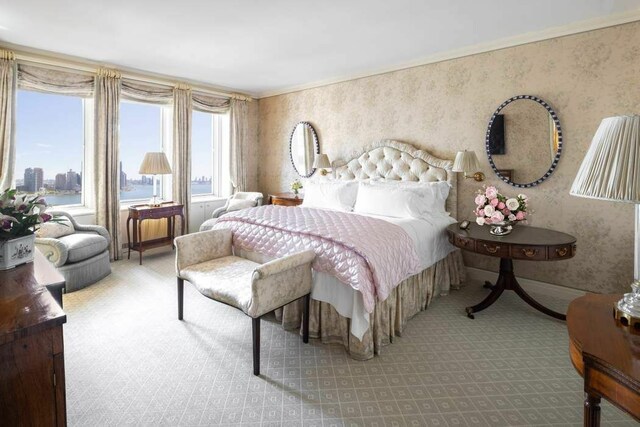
[466,258,566,320]
[138,219,143,266]
[584,394,601,427]
[126,217,132,260]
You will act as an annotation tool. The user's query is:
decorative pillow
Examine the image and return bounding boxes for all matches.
[227,199,257,212]
[35,218,75,239]
[301,181,358,212]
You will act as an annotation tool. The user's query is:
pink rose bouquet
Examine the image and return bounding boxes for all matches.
[473,186,529,226]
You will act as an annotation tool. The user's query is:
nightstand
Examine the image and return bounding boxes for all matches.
[269,193,303,206]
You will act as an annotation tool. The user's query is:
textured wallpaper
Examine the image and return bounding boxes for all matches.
[257,21,640,294]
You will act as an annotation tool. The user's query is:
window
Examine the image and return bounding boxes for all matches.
[119,101,167,203]
[15,90,88,207]
[191,111,231,198]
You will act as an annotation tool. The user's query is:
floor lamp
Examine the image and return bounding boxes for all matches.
[570,115,640,329]
[139,152,172,207]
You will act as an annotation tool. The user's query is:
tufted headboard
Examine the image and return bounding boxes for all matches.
[332,139,457,215]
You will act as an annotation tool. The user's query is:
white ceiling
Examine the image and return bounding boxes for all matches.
[1,1,639,97]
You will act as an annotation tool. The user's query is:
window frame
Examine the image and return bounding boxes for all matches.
[191,111,231,201]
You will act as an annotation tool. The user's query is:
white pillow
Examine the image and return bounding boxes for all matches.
[369,180,449,214]
[227,199,256,212]
[353,183,421,218]
[301,181,358,212]
[35,218,75,238]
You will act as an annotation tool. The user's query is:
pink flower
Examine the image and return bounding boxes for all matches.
[485,186,498,200]
[484,218,493,224]
[490,198,499,207]
[515,211,525,221]
[40,213,52,223]
[502,208,511,216]
[491,211,504,222]
[475,194,487,206]
[497,202,505,209]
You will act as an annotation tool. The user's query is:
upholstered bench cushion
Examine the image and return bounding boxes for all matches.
[180,255,261,315]
[58,233,110,263]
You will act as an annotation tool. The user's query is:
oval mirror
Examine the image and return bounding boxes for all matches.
[486,95,562,188]
[289,121,319,177]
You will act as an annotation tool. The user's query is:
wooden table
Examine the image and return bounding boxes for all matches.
[447,223,576,320]
[127,202,185,265]
[567,293,640,426]
[269,193,304,206]
[0,249,67,426]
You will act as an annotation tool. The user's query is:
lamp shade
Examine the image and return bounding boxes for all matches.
[313,154,331,169]
[571,115,640,203]
[139,152,172,175]
[452,150,481,174]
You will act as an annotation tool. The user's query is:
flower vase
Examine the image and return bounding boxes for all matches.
[489,221,515,236]
[0,234,36,270]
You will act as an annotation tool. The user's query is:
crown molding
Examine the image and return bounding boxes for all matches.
[0,41,256,101]
[257,9,640,99]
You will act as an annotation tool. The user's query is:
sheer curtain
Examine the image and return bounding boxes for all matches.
[173,86,192,233]
[0,50,16,191]
[94,68,121,260]
[229,99,248,192]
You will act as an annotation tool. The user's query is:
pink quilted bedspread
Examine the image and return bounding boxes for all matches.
[213,205,421,313]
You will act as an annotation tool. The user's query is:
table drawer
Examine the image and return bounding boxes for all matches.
[549,244,575,260]
[511,245,547,261]
[476,241,509,257]
[452,234,475,251]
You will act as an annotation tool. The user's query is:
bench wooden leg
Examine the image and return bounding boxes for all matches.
[302,293,310,344]
[177,278,184,320]
[252,317,260,376]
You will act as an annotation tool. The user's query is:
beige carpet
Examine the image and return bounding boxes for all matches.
[63,247,635,426]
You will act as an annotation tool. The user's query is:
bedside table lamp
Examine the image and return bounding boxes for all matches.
[313,154,332,176]
[452,150,485,182]
[139,152,172,207]
[570,115,640,329]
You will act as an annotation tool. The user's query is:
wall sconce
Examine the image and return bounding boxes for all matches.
[313,154,332,176]
[452,150,485,182]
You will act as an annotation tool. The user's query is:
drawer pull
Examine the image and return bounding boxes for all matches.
[483,244,500,254]
[556,247,569,257]
[521,248,538,258]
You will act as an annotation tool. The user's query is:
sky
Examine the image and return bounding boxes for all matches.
[15,90,214,182]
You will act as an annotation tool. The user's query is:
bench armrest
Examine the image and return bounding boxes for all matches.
[248,250,315,317]
[175,228,233,275]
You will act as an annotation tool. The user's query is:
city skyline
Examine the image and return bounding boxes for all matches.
[16,90,216,183]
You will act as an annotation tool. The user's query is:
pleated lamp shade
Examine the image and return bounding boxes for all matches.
[452,150,481,174]
[570,115,640,203]
[139,152,172,175]
[312,154,331,169]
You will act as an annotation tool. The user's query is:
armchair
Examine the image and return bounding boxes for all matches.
[35,211,111,292]
[200,192,264,231]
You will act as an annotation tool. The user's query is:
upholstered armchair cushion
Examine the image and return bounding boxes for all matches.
[211,192,264,219]
[57,233,109,263]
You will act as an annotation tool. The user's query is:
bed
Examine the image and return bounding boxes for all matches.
[215,140,465,360]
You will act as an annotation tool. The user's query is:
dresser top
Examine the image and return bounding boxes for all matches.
[447,223,576,246]
[0,250,66,345]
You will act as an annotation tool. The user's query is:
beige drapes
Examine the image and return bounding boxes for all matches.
[94,68,122,260]
[18,64,94,97]
[172,86,192,234]
[229,99,248,192]
[192,91,229,113]
[0,50,16,191]
[121,79,172,105]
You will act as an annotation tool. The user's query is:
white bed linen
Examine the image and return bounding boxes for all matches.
[235,209,456,341]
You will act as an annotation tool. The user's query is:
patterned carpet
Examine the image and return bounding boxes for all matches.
[63,247,635,426]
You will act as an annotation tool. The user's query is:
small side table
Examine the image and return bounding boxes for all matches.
[127,202,185,265]
[269,193,303,206]
[567,293,640,426]
[447,223,576,320]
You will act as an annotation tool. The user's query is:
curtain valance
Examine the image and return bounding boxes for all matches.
[192,91,230,113]
[121,79,172,105]
[17,64,94,97]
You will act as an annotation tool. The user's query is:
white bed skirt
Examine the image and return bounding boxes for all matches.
[238,247,466,360]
